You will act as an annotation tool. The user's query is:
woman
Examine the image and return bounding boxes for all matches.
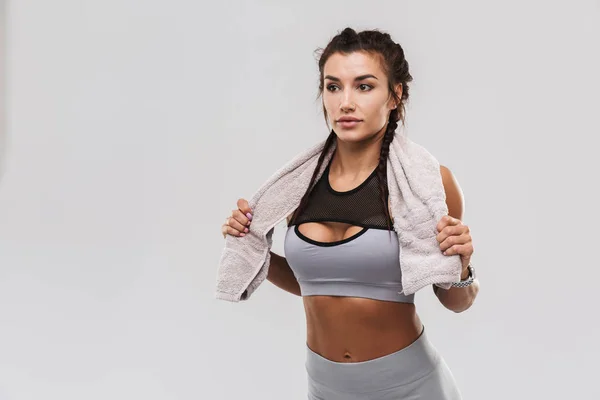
[221,27,479,400]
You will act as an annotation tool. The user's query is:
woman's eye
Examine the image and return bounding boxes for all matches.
[326,84,339,92]
[359,84,372,91]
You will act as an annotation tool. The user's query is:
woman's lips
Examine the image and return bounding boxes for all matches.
[337,120,362,129]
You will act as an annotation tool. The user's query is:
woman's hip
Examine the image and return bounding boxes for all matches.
[305,325,462,399]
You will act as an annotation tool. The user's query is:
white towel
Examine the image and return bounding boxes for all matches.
[215,128,462,302]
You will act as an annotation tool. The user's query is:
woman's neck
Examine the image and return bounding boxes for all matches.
[330,127,386,177]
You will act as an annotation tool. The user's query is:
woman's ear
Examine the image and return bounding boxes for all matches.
[395,83,403,102]
[388,83,403,110]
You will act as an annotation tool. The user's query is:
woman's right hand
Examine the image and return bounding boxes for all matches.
[221,198,253,239]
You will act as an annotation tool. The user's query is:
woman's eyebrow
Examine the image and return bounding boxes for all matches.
[324,74,378,82]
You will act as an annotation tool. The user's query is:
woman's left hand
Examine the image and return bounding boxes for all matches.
[436,215,474,279]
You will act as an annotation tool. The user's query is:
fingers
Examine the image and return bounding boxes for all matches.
[436,224,467,243]
[436,215,460,233]
[442,243,474,257]
[437,219,471,253]
[223,221,245,238]
[230,209,250,232]
[438,232,471,252]
[222,198,254,239]
[237,198,253,221]
[222,215,247,238]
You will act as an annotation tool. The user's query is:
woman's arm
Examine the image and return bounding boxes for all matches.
[433,277,480,313]
[267,251,301,296]
[433,165,480,313]
[266,212,301,296]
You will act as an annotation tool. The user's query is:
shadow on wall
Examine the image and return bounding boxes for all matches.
[0,0,6,183]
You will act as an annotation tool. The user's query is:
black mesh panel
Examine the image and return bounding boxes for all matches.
[289,157,393,230]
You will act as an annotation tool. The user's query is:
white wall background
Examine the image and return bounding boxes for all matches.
[1,1,599,399]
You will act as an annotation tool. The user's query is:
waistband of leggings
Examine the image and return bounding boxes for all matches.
[305,325,441,394]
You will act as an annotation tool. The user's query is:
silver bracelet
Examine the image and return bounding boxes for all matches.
[451,263,476,288]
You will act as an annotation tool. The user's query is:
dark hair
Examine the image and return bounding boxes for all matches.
[290,27,413,232]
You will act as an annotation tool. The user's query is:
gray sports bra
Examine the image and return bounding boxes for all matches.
[283,156,415,303]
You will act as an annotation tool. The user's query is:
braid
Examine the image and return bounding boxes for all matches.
[376,109,399,241]
[289,130,336,227]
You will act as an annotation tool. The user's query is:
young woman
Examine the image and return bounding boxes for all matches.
[221,27,479,400]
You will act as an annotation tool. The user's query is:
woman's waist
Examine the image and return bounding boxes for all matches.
[305,325,442,393]
[303,295,422,362]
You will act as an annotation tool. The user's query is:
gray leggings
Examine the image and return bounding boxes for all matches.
[305,326,462,400]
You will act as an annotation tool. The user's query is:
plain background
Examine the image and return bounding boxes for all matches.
[1,1,599,399]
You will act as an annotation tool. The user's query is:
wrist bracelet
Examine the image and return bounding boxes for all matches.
[451,263,475,288]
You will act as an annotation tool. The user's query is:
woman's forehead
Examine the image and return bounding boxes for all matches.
[323,51,385,79]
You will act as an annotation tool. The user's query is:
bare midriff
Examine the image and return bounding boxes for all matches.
[303,295,423,363]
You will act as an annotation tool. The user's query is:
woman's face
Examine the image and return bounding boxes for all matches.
[322,51,401,143]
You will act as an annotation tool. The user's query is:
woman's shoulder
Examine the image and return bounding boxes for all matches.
[439,164,465,220]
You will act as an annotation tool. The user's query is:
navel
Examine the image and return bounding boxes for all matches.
[342,351,353,362]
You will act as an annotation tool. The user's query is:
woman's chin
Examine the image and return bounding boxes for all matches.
[334,130,375,144]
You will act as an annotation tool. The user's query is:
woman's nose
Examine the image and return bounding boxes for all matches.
[340,95,356,112]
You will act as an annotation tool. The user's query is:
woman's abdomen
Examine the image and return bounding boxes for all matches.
[303,295,423,363]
